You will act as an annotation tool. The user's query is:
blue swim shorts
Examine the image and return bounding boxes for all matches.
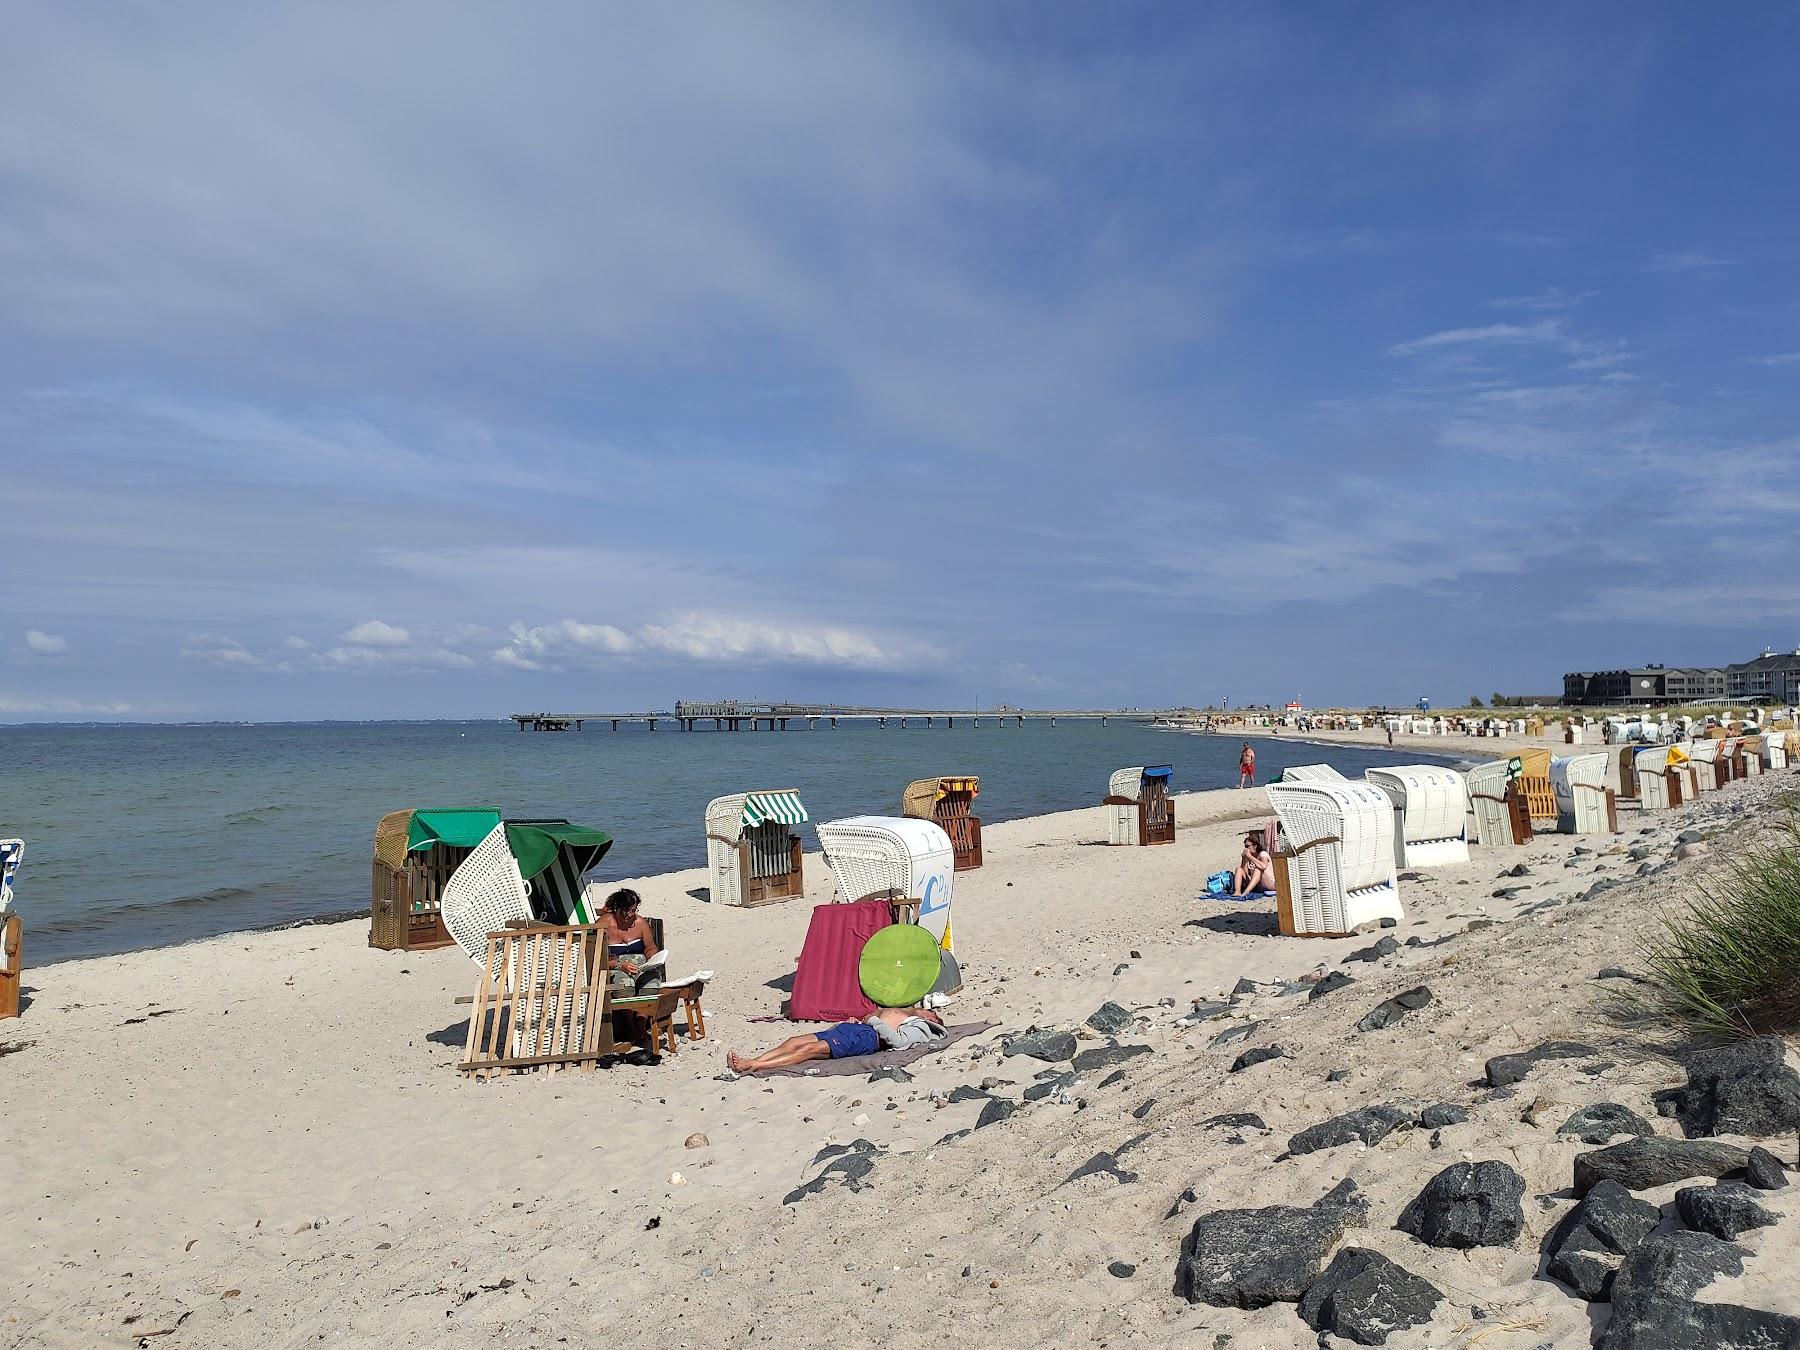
[815,1021,882,1058]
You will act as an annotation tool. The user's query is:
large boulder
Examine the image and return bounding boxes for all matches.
[1597,1229,1800,1349]
[1744,1146,1789,1191]
[1072,1042,1152,1074]
[1543,1179,1661,1301]
[1288,1104,1415,1157]
[1173,1183,1364,1308]
[1485,1040,1597,1087]
[1656,1036,1800,1139]
[1395,1161,1524,1249]
[1674,1182,1776,1241]
[1356,986,1433,1033]
[1298,1247,1442,1345]
[1558,1102,1655,1145]
[1085,1001,1135,1036]
[1574,1137,1750,1195]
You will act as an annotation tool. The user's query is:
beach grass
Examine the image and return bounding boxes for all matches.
[1628,803,1800,1040]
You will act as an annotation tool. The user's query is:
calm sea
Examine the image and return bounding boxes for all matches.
[1,719,1454,964]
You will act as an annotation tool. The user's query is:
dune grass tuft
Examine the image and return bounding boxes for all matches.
[1630,809,1800,1040]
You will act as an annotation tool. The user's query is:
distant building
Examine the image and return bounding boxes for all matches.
[1563,650,1799,705]
[1726,648,1800,703]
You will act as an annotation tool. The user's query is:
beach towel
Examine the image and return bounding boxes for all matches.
[787,899,893,1022]
[745,1020,996,1078]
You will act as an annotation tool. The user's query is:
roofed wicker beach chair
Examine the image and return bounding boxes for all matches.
[1104,766,1175,846]
[1280,763,1347,783]
[1466,760,1531,845]
[369,807,499,952]
[816,815,959,994]
[1551,752,1617,834]
[1,839,21,1021]
[1512,748,1557,823]
[1364,765,1470,868]
[705,790,808,907]
[1634,747,1681,810]
[1763,733,1790,771]
[1265,781,1402,936]
[440,823,621,1078]
[902,776,982,871]
[1685,739,1720,792]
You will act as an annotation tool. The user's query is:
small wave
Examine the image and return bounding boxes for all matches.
[28,885,262,937]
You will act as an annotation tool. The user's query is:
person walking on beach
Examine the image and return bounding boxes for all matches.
[726,1005,945,1074]
[1237,741,1256,788]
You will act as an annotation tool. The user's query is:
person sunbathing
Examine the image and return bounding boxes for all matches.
[727,1005,944,1074]
[1232,831,1274,896]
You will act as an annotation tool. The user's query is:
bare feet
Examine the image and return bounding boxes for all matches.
[726,1050,751,1073]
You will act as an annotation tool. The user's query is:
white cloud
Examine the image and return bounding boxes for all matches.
[1646,251,1738,273]
[179,633,268,667]
[1747,352,1800,368]
[492,614,918,672]
[341,619,410,646]
[1488,287,1596,312]
[1387,320,1563,356]
[0,693,135,715]
[24,629,68,654]
[282,635,314,650]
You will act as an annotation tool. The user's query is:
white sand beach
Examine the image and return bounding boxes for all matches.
[6,770,1799,1348]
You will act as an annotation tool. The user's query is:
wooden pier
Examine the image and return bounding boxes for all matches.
[510,700,1192,732]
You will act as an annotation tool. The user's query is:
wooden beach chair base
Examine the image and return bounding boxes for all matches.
[460,924,615,1080]
[0,912,19,1021]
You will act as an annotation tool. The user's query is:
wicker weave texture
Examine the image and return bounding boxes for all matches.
[1551,753,1609,833]
[1365,766,1469,867]
[440,825,532,970]
[1465,761,1514,845]
[373,809,414,872]
[1266,782,1401,935]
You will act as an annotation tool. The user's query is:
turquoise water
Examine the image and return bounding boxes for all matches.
[0,720,1451,964]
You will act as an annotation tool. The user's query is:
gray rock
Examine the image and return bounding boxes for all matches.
[1130,1097,1154,1119]
[1417,1103,1469,1129]
[1299,1247,1443,1345]
[1204,1112,1268,1131]
[784,1139,882,1204]
[1173,1186,1363,1308]
[1574,1137,1751,1195]
[1356,986,1432,1032]
[1558,1102,1655,1145]
[1395,1161,1525,1249]
[1064,1150,1138,1186]
[1309,971,1357,1001]
[1072,1042,1152,1074]
[1288,1104,1414,1156]
[974,1098,1017,1130]
[1485,1040,1597,1087]
[867,1066,913,1084]
[1629,845,1653,861]
[1211,1021,1265,1047]
[1341,936,1400,964]
[1464,918,1496,931]
[1584,879,1620,901]
[947,1084,992,1104]
[1086,1001,1135,1036]
[1594,1229,1800,1349]
[1098,1069,1126,1088]
[1231,977,1262,997]
[1190,1000,1232,1020]
[1230,1046,1286,1073]
[1492,886,1527,900]
[1744,1146,1788,1190]
[1677,829,1706,844]
[1378,916,1398,929]
[1544,1178,1661,1301]
[1656,1036,1800,1140]
[1326,1068,1352,1082]
[1508,862,1533,877]
[1002,1029,1076,1063]
[1107,1261,1136,1278]
[1023,1073,1074,1102]
[1674,1182,1776,1240]
[1165,1186,1199,1219]
[1595,966,1647,983]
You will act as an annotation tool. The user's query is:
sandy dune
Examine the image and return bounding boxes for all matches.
[4,765,1797,1348]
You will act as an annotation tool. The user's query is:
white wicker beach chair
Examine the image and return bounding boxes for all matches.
[1280,764,1347,784]
[1265,782,1402,936]
[816,815,955,941]
[1465,760,1524,846]
[705,790,807,907]
[1551,753,1616,834]
[1764,735,1790,771]
[1104,766,1175,845]
[1732,737,1762,778]
[1635,748,1678,809]
[1365,766,1470,868]
[1,839,21,1021]
[1686,740,1720,792]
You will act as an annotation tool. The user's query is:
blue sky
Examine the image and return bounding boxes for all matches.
[4,3,1798,720]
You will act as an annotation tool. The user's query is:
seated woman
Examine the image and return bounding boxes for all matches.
[727,1005,945,1075]
[1232,831,1274,896]
[599,887,661,967]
